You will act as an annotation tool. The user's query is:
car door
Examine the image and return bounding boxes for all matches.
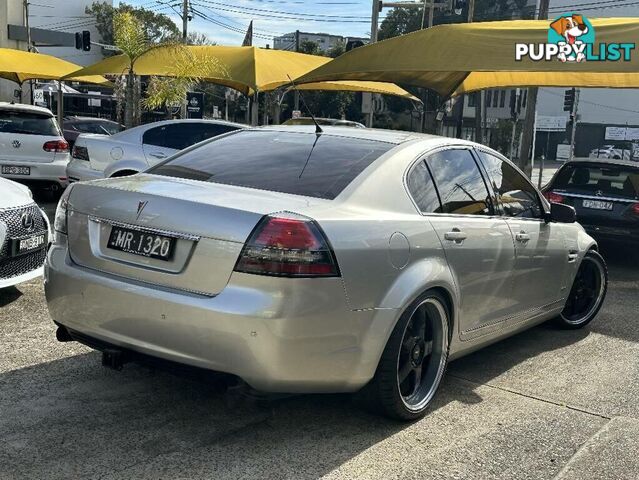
[413,147,518,339]
[141,124,182,164]
[475,149,568,318]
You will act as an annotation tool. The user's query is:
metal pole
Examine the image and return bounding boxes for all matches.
[24,0,34,105]
[569,88,580,162]
[531,107,538,170]
[456,0,475,139]
[57,81,63,128]
[252,92,259,126]
[517,0,550,177]
[294,30,300,113]
[182,0,189,43]
[366,0,380,128]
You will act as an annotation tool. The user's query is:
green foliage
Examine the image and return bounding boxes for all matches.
[298,41,321,55]
[85,1,180,55]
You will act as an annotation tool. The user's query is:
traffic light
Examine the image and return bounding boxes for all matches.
[75,32,82,50]
[564,89,575,112]
[82,30,91,51]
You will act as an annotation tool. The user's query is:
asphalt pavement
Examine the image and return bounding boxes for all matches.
[1,186,638,479]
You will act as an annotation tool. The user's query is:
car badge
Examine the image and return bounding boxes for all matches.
[12,140,21,148]
[596,190,603,197]
[135,201,148,221]
[21,212,34,231]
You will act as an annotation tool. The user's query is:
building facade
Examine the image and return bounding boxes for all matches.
[273,31,367,53]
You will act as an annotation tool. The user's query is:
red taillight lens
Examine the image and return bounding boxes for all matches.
[72,145,89,161]
[43,140,69,153]
[234,214,340,277]
[544,191,564,203]
[631,203,639,216]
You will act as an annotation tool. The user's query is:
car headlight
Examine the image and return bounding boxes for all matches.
[53,185,75,238]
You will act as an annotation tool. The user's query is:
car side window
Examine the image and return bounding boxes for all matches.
[142,126,167,148]
[407,160,442,213]
[425,149,492,216]
[477,151,543,219]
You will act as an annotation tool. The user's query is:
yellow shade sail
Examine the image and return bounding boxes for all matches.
[65,46,329,96]
[0,48,111,85]
[65,45,418,99]
[275,80,420,101]
[454,71,639,95]
[296,18,639,97]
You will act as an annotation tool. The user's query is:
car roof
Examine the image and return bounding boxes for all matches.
[109,118,247,142]
[64,116,119,124]
[560,159,639,169]
[255,125,440,145]
[0,102,54,116]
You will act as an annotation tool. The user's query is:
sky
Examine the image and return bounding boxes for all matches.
[116,0,383,47]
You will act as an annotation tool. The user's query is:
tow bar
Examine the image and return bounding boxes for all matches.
[101,349,128,371]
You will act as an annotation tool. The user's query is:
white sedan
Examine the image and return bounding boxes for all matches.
[67,119,244,182]
[0,177,50,288]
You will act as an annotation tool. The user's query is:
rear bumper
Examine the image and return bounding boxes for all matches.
[0,159,69,187]
[66,159,105,183]
[45,241,396,393]
[0,265,43,289]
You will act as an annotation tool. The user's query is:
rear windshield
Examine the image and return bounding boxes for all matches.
[0,110,59,136]
[553,164,639,199]
[149,130,394,199]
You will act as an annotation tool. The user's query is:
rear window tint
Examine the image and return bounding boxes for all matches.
[149,131,394,199]
[554,164,639,199]
[0,110,59,136]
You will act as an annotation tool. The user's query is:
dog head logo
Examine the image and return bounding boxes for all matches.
[548,13,595,62]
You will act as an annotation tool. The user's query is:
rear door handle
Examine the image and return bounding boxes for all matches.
[515,231,531,243]
[444,229,467,243]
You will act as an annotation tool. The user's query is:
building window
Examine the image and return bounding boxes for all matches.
[468,94,476,108]
[486,91,492,108]
[500,90,506,108]
[522,90,528,109]
[492,90,499,108]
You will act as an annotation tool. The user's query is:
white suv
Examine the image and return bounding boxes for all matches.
[0,178,50,288]
[0,102,70,191]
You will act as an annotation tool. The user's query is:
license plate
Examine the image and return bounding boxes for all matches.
[107,226,176,261]
[583,199,613,210]
[11,234,46,255]
[2,165,30,175]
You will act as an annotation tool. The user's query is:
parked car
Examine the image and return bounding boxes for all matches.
[543,159,639,245]
[0,177,50,288]
[46,127,607,420]
[62,116,124,148]
[67,119,244,182]
[589,144,632,161]
[0,102,70,191]
[283,117,365,128]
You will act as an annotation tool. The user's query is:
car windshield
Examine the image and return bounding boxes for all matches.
[148,130,394,199]
[0,110,60,136]
[553,164,639,199]
[74,121,123,135]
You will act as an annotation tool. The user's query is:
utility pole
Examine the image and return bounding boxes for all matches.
[294,30,300,112]
[569,88,580,162]
[455,0,475,140]
[23,0,34,105]
[467,0,483,144]
[182,0,189,43]
[517,0,550,177]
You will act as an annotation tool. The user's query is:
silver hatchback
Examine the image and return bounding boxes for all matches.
[45,127,607,420]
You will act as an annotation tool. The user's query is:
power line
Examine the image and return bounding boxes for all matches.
[190,2,288,36]
[542,89,639,115]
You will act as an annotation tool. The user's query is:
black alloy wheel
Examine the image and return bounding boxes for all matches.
[558,250,608,329]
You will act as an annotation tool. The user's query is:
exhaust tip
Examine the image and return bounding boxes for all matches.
[55,325,73,342]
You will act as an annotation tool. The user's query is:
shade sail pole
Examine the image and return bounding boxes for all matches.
[57,81,64,129]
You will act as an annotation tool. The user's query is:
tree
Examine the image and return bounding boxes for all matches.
[298,41,321,56]
[86,1,180,56]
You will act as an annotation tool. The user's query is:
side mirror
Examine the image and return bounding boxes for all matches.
[546,202,576,223]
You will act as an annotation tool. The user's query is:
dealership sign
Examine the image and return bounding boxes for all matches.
[536,115,567,132]
[605,126,639,141]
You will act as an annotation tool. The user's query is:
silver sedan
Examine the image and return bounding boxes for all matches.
[45,126,608,420]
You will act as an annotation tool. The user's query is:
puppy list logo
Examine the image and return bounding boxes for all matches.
[515,13,635,63]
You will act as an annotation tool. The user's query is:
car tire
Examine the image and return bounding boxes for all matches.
[356,290,450,421]
[556,250,608,329]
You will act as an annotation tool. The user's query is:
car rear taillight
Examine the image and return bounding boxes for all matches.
[234,213,340,277]
[544,191,564,203]
[631,203,639,216]
[72,145,89,161]
[43,140,69,153]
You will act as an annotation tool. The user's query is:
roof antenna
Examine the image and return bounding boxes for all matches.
[287,74,323,135]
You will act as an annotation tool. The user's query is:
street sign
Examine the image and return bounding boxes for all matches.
[33,89,45,105]
[535,116,567,132]
[213,106,219,118]
[605,127,629,141]
[186,92,204,119]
